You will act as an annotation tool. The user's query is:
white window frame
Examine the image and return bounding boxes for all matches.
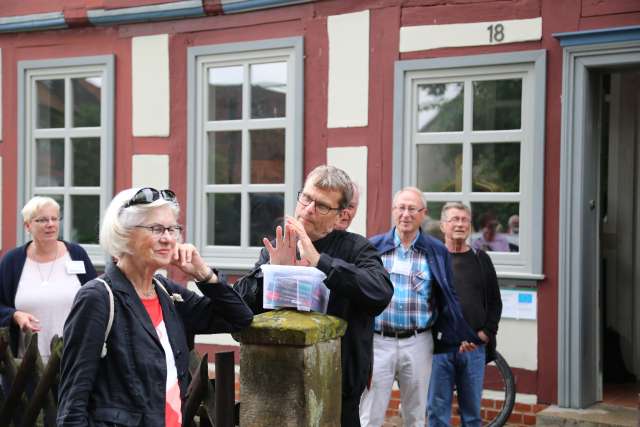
[187,37,303,271]
[393,50,546,279]
[17,56,115,265]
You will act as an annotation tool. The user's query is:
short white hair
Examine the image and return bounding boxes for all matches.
[22,196,60,223]
[100,187,180,259]
[393,186,427,209]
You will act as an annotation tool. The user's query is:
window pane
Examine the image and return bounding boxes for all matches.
[250,129,285,184]
[470,202,519,253]
[208,66,243,121]
[473,79,522,130]
[251,62,286,118]
[207,193,241,246]
[36,79,65,128]
[36,138,65,186]
[421,201,445,242]
[71,195,99,244]
[416,144,462,192]
[250,193,284,246]
[208,131,241,184]
[417,82,463,132]
[472,142,520,192]
[72,138,100,186]
[72,77,101,127]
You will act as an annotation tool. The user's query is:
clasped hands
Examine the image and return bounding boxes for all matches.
[263,216,320,267]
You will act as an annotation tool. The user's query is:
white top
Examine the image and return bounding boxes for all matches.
[15,252,81,359]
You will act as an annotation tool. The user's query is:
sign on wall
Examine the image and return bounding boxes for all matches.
[500,288,537,320]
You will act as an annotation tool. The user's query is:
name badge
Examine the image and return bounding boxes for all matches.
[390,258,412,276]
[66,260,86,275]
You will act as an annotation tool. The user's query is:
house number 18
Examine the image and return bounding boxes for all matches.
[487,23,505,43]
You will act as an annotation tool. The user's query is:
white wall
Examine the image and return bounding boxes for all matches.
[132,155,169,189]
[132,34,170,137]
[496,318,537,371]
[327,10,369,128]
[327,146,368,235]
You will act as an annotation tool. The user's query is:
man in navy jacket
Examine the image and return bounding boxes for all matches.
[360,187,479,427]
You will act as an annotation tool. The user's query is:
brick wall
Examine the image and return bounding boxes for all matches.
[383,390,548,426]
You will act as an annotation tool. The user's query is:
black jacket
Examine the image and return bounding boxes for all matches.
[471,249,502,362]
[0,240,97,355]
[57,263,253,426]
[235,229,393,399]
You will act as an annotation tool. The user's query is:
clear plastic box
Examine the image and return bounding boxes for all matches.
[261,264,329,313]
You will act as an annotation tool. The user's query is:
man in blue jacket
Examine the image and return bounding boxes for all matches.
[360,187,480,427]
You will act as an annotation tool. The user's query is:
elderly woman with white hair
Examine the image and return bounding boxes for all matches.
[57,187,253,427]
[0,196,97,359]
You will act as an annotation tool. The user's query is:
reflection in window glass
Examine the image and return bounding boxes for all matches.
[421,201,445,242]
[71,195,99,244]
[470,202,519,253]
[208,131,242,184]
[417,82,463,132]
[416,144,462,192]
[473,79,522,130]
[72,138,101,187]
[72,77,101,127]
[207,193,241,246]
[250,129,285,184]
[37,79,65,128]
[472,142,520,192]
[36,139,65,186]
[251,62,286,118]
[250,193,284,246]
[208,66,243,121]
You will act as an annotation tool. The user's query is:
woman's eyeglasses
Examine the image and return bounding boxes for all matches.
[123,188,177,209]
[135,224,183,238]
[33,216,61,224]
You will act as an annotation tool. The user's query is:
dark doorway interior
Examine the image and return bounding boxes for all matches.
[599,69,640,408]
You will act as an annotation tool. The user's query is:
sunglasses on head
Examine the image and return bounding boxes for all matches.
[123,187,177,209]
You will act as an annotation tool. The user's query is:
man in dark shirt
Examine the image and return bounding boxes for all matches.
[236,165,393,427]
[427,202,502,427]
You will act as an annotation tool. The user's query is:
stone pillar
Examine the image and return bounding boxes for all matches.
[235,310,347,427]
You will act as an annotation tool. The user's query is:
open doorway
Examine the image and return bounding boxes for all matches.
[600,68,640,407]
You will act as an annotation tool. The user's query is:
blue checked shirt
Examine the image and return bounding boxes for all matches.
[375,230,432,332]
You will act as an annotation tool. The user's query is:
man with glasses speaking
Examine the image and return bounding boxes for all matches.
[236,165,393,427]
[360,188,480,427]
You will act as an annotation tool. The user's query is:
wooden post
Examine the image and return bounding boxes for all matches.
[215,351,235,427]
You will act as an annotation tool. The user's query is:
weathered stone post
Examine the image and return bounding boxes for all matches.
[235,310,347,427]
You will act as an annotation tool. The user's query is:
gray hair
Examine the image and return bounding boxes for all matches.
[100,187,180,259]
[22,196,60,223]
[440,201,471,222]
[393,187,427,209]
[304,165,353,209]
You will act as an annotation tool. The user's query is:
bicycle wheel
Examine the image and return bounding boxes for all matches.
[483,351,516,427]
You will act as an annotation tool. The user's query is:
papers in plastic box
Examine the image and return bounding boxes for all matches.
[261,264,329,313]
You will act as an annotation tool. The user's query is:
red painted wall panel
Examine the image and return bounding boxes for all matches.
[582,0,640,17]
[1,0,639,406]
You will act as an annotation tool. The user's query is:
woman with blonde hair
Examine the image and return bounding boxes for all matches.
[0,196,97,359]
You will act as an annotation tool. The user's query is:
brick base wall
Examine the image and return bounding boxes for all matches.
[383,390,548,426]
[224,369,549,425]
